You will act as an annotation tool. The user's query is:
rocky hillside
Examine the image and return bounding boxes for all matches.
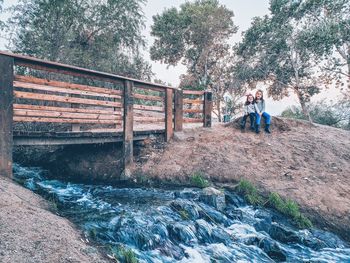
[140,118,350,241]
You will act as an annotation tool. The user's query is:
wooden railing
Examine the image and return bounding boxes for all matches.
[0,52,212,178]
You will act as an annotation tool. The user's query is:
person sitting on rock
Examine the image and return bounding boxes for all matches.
[254,90,271,134]
[240,93,256,132]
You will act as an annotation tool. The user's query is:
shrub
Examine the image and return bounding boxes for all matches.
[190,172,210,188]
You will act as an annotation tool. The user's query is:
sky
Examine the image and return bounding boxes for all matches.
[0,0,344,115]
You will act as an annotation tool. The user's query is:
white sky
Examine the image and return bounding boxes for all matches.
[0,0,344,115]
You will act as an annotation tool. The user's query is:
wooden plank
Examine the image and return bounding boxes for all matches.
[174,90,183,132]
[133,93,163,102]
[134,117,165,123]
[14,109,122,120]
[15,75,123,96]
[14,80,121,99]
[183,118,203,123]
[183,99,204,104]
[133,104,164,112]
[14,104,121,115]
[165,88,173,141]
[183,90,205,95]
[183,108,203,113]
[204,91,213,127]
[0,55,14,178]
[13,116,121,124]
[123,80,134,178]
[14,91,122,108]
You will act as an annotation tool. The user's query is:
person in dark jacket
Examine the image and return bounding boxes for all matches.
[240,94,255,132]
[254,90,271,134]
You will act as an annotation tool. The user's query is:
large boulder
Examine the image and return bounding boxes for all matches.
[199,187,226,211]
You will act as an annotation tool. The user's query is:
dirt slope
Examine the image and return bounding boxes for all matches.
[0,177,111,263]
[141,118,350,241]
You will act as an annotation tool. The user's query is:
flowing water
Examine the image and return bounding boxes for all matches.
[14,165,350,263]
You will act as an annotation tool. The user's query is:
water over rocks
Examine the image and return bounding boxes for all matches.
[14,166,350,263]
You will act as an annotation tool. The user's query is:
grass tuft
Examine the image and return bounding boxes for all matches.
[236,180,313,229]
[237,179,263,206]
[190,172,210,188]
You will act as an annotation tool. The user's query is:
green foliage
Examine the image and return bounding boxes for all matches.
[190,172,210,188]
[237,179,263,206]
[151,0,244,120]
[235,1,324,120]
[281,100,350,130]
[6,0,153,80]
[268,192,313,229]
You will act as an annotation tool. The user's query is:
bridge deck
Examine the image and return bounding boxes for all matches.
[13,129,165,146]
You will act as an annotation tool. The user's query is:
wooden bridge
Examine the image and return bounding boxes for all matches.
[0,52,212,178]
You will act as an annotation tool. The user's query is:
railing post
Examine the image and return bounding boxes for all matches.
[0,55,14,178]
[165,88,174,141]
[203,91,213,127]
[122,80,134,178]
[174,89,183,132]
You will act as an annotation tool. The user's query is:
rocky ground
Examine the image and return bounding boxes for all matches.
[140,118,350,242]
[0,177,111,263]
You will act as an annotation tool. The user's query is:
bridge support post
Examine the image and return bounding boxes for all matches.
[122,80,134,179]
[165,88,174,141]
[203,91,213,127]
[174,89,183,132]
[0,55,14,178]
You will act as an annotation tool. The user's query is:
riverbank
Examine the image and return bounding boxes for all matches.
[0,177,111,263]
[140,118,350,241]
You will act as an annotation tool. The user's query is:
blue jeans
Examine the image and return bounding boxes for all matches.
[256,112,271,125]
[241,113,255,128]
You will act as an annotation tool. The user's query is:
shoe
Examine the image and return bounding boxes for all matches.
[255,124,260,134]
[265,124,271,133]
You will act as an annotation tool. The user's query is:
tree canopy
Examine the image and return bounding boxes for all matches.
[235,0,324,121]
[5,0,153,80]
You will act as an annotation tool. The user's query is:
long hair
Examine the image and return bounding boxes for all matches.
[254,89,264,102]
[245,94,254,105]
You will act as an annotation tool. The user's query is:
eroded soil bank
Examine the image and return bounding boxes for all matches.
[0,176,111,263]
[139,118,350,242]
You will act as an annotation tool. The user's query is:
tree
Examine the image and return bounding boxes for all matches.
[295,0,350,97]
[150,0,240,121]
[235,0,322,121]
[5,0,153,80]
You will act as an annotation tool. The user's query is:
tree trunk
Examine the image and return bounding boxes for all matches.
[296,91,312,122]
[216,98,221,122]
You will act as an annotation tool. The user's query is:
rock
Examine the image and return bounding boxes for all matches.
[225,192,245,207]
[195,219,213,243]
[168,223,197,245]
[170,199,200,220]
[253,209,273,233]
[199,187,226,211]
[269,223,300,244]
[258,237,287,262]
[307,229,347,249]
[211,228,232,245]
[198,203,232,226]
[174,188,199,200]
[225,207,244,221]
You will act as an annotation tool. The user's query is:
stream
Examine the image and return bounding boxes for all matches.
[14,164,350,263]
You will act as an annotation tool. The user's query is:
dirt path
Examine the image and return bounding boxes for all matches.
[0,177,111,263]
[141,118,350,241]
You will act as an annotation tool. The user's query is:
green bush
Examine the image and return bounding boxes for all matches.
[190,172,210,188]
